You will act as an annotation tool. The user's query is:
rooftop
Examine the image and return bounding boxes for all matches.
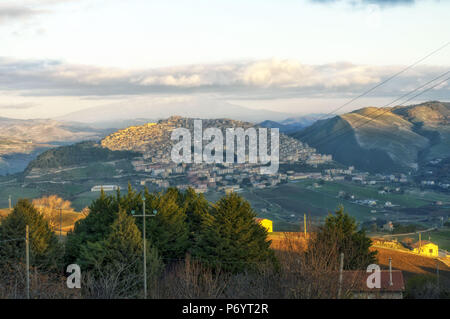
[342,270,405,292]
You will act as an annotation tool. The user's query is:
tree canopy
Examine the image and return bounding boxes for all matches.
[193,192,275,273]
[0,199,62,270]
[310,206,377,270]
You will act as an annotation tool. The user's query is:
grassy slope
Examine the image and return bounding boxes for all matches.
[207,179,449,232]
[372,247,450,285]
[342,108,428,170]
[0,186,42,208]
[292,103,450,173]
[292,115,408,173]
[244,182,372,220]
[301,180,430,207]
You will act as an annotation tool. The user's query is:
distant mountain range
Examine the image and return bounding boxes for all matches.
[291,101,450,173]
[5,100,449,176]
[0,118,110,175]
[55,97,299,124]
[259,114,332,133]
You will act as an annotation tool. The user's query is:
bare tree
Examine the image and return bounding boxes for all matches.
[32,195,74,229]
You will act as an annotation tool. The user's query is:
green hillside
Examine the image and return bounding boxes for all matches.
[291,101,450,173]
[25,141,140,172]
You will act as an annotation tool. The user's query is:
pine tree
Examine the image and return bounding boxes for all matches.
[65,189,117,263]
[145,189,189,260]
[193,192,274,273]
[0,199,62,270]
[78,210,162,298]
[182,187,211,248]
[311,206,377,270]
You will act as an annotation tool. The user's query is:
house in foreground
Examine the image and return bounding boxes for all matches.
[342,270,405,299]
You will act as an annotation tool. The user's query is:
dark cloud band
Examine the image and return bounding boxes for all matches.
[0,57,448,101]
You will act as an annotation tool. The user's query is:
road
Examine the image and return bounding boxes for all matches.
[382,227,435,238]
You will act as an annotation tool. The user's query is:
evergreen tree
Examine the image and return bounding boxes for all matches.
[78,210,162,298]
[0,199,62,270]
[311,206,377,270]
[65,189,117,263]
[145,189,189,260]
[182,187,211,248]
[193,192,274,273]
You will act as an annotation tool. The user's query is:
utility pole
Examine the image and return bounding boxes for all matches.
[131,199,157,299]
[143,200,147,299]
[419,232,422,252]
[8,195,12,211]
[25,225,30,300]
[304,213,307,239]
[60,207,63,240]
[338,252,344,299]
[389,257,393,286]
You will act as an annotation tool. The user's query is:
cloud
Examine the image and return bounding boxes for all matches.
[0,5,40,24]
[0,1,76,25]
[0,57,448,101]
[0,102,36,109]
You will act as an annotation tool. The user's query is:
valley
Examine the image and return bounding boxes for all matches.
[1,104,449,233]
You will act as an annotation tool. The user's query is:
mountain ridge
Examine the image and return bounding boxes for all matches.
[291,101,450,173]
[55,97,299,124]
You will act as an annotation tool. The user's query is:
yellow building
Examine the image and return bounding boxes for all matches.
[254,218,273,233]
[411,241,439,257]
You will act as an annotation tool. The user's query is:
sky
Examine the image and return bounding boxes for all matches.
[0,0,449,119]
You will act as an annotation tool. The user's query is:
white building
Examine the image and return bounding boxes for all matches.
[91,185,120,192]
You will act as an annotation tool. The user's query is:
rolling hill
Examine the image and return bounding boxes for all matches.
[99,116,325,164]
[25,141,140,172]
[0,117,111,175]
[291,101,450,173]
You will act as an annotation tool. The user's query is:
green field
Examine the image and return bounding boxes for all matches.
[294,180,436,207]
[71,190,116,210]
[3,166,449,233]
[206,180,450,232]
[0,186,42,208]
[245,182,372,219]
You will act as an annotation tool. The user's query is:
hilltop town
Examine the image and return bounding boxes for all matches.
[100,116,333,193]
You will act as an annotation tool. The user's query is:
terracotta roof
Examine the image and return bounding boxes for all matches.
[254,218,268,223]
[342,270,405,292]
[411,241,434,248]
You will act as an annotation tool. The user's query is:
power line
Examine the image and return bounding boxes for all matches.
[311,74,450,151]
[301,69,450,149]
[313,76,450,151]
[297,41,450,143]
[327,70,450,135]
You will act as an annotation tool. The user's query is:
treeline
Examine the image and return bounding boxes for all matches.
[25,141,140,171]
[3,187,423,299]
[65,185,275,274]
